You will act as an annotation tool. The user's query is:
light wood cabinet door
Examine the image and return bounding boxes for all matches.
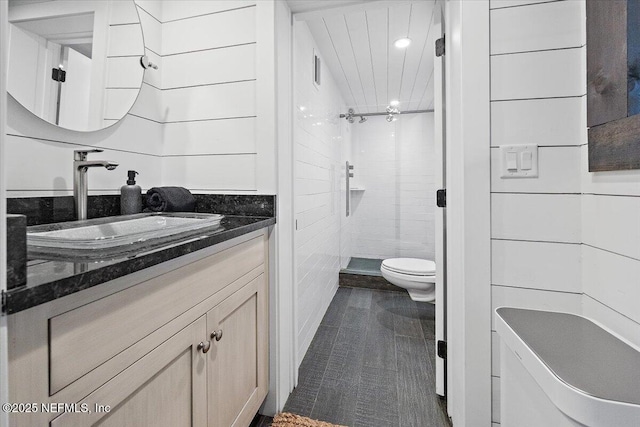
[51,316,209,427]
[207,274,269,427]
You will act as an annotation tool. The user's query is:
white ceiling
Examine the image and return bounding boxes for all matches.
[12,13,94,41]
[8,0,55,5]
[295,0,437,114]
[9,3,95,58]
[287,0,377,14]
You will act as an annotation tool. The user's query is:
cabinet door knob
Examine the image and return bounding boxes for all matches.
[211,330,223,341]
[197,341,211,353]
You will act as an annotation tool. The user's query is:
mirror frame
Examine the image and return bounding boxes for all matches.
[587,0,640,172]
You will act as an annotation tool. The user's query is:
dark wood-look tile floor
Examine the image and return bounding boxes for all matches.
[250,414,273,427]
[283,287,451,427]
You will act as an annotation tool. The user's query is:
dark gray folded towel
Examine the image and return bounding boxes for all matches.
[144,187,196,212]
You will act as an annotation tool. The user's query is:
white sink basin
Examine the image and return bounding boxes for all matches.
[27,213,224,259]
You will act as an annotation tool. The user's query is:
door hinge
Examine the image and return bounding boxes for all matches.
[51,67,66,82]
[1,290,7,314]
[435,36,445,57]
[436,189,446,208]
[437,340,447,360]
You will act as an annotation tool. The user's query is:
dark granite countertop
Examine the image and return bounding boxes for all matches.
[3,215,275,315]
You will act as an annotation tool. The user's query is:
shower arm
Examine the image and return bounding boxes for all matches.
[340,109,433,119]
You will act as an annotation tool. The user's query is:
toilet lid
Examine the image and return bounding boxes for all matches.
[382,258,436,276]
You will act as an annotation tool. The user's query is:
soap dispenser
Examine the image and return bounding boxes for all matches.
[121,170,142,215]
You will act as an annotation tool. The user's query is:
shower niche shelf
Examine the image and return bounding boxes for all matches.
[349,187,365,191]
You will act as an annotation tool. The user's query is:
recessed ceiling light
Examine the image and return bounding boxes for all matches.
[394,38,411,49]
[390,100,400,107]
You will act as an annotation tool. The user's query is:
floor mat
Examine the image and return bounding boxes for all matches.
[272,412,348,427]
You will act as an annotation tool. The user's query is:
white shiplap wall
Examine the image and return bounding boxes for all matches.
[156,2,260,192]
[6,2,164,197]
[581,189,640,348]
[104,1,145,127]
[489,0,585,424]
[7,0,276,196]
[294,20,351,362]
[350,113,435,260]
[141,0,275,194]
[490,1,640,425]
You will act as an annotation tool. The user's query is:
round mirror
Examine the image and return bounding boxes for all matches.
[7,0,145,132]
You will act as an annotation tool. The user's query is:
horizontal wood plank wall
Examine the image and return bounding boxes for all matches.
[490,2,640,425]
[581,192,640,347]
[5,3,164,197]
[104,2,145,126]
[489,0,586,424]
[156,1,261,193]
[7,1,270,197]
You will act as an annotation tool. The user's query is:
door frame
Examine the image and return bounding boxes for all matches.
[1,1,9,425]
[262,0,297,416]
[444,0,492,425]
[433,0,447,399]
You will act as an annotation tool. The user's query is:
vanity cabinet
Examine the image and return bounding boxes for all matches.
[207,276,269,427]
[51,316,209,427]
[7,230,269,427]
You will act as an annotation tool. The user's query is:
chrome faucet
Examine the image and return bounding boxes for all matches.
[73,149,118,220]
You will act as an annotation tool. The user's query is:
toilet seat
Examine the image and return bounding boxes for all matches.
[381,258,435,276]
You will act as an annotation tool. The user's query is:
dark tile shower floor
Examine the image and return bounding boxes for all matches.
[341,257,384,276]
[283,287,450,427]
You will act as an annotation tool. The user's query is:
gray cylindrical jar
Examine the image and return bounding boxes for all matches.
[121,170,142,215]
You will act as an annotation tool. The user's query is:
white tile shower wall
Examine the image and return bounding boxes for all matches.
[488,1,586,423]
[293,20,351,362]
[340,125,353,270]
[350,113,435,260]
[6,2,164,197]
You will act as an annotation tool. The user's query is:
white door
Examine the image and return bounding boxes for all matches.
[433,4,447,398]
[58,46,92,129]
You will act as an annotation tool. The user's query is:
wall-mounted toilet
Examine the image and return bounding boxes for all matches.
[381,258,436,303]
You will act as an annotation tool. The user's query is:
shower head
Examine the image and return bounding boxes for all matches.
[359,116,367,123]
[385,104,400,122]
[344,108,355,124]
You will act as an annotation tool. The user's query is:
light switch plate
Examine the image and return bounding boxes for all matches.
[500,144,538,178]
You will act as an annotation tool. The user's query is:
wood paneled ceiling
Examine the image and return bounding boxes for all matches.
[293,0,436,114]
[287,0,376,14]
